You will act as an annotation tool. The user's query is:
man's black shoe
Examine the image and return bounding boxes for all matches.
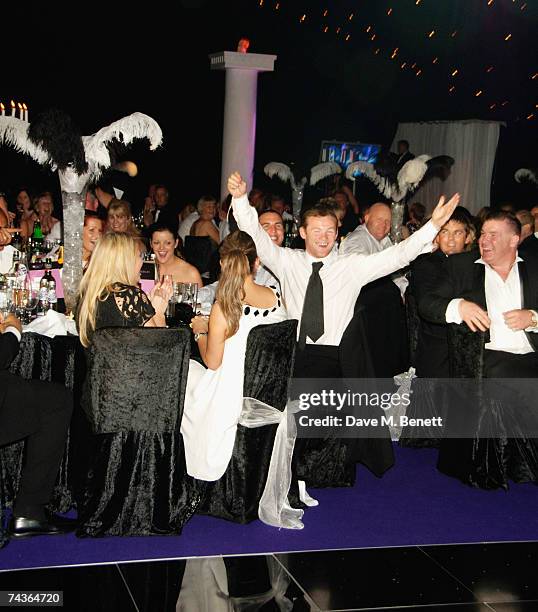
[8,516,76,538]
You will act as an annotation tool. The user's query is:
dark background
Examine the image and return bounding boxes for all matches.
[1,0,536,212]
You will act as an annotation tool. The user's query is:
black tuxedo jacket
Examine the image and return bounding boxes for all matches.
[519,234,538,258]
[0,331,20,412]
[411,249,449,340]
[419,249,538,352]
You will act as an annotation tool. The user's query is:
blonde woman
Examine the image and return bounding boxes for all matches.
[180,230,287,481]
[106,199,139,235]
[77,232,172,348]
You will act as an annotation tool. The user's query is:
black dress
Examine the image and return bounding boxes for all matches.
[94,283,155,332]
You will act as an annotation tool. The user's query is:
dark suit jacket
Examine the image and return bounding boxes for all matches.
[519,234,538,258]
[411,250,449,340]
[419,249,538,352]
[396,151,414,170]
[0,331,20,412]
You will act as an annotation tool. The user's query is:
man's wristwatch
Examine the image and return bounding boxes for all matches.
[194,332,208,341]
[529,311,538,328]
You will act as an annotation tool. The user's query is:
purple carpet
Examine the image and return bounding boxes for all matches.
[1,446,537,572]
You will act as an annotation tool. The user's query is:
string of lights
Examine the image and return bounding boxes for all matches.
[255,0,536,122]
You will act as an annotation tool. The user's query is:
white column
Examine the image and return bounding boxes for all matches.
[210,51,276,200]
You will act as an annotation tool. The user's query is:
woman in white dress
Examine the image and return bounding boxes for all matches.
[181,230,287,481]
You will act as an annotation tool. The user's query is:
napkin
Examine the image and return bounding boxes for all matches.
[24,309,78,338]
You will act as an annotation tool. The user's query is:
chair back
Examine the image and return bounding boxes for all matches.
[84,327,191,434]
[405,288,420,366]
[243,319,298,410]
[184,236,217,275]
[447,324,485,378]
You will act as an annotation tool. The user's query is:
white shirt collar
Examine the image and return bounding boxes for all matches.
[306,248,338,266]
[474,255,523,266]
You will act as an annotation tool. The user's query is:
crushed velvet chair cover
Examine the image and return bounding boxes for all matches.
[76,327,202,537]
[405,288,420,368]
[1,333,84,522]
[199,319,298,524]
[438,325,538,489]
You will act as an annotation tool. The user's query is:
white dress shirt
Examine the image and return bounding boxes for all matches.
[445,256,538,354]
[340,224,409,297]
[178,212,199,243]
[232,194,437,346]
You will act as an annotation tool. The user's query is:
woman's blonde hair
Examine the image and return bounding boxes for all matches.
[107,199,139,235]
[77,232,142,347]
[215,231,257,338]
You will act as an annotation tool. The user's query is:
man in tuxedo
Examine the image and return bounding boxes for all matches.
[411,206,475,377]
[419,210,538,377]
[143,184,177,229]
[396,139,414,170]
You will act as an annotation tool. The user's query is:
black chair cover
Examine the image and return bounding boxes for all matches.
[76,327,202,537]
[438,325,538,489]
[199,319,298,524]
[184,235,218,277]
[1,334,85,517]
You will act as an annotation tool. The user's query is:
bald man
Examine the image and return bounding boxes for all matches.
[340,202,408,296]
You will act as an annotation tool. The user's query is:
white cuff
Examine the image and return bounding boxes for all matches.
[445,299,463,324]
[3,326,21,342]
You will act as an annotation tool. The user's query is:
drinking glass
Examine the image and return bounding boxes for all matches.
[22,287,39,324]
[0,287,12,319]
[183,282,198,311]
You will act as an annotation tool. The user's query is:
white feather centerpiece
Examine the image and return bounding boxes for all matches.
[0,111,163,312]
[265,160,341,218]
[83,112,162,179]
[310,161,341,186]
[263,162,293,184]
[346,161,404,201]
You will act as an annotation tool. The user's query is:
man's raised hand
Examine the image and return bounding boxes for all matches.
[431,193,461,230]
[228,172,247,199]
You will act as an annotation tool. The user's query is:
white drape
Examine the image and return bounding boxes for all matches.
[391,121,503,215]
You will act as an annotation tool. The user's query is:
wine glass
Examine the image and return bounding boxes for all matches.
[22,287,39,324]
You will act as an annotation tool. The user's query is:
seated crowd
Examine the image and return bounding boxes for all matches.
[0,173,537,540]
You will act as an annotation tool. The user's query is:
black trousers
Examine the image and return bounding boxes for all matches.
[0,373,73,519]
[293,344,341,379]
[484,349,538,378]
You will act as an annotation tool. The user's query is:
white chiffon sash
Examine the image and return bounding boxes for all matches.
[239,398,318,530]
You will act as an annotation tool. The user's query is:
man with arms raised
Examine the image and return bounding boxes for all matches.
[229,171,459,483]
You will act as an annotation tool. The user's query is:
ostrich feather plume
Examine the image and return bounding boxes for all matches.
[515,168,538,184]
[0,116,52,167]
[83,112,162,177]
[264,162,293,183]
[28,109,88,174]
[310,161,341,186]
